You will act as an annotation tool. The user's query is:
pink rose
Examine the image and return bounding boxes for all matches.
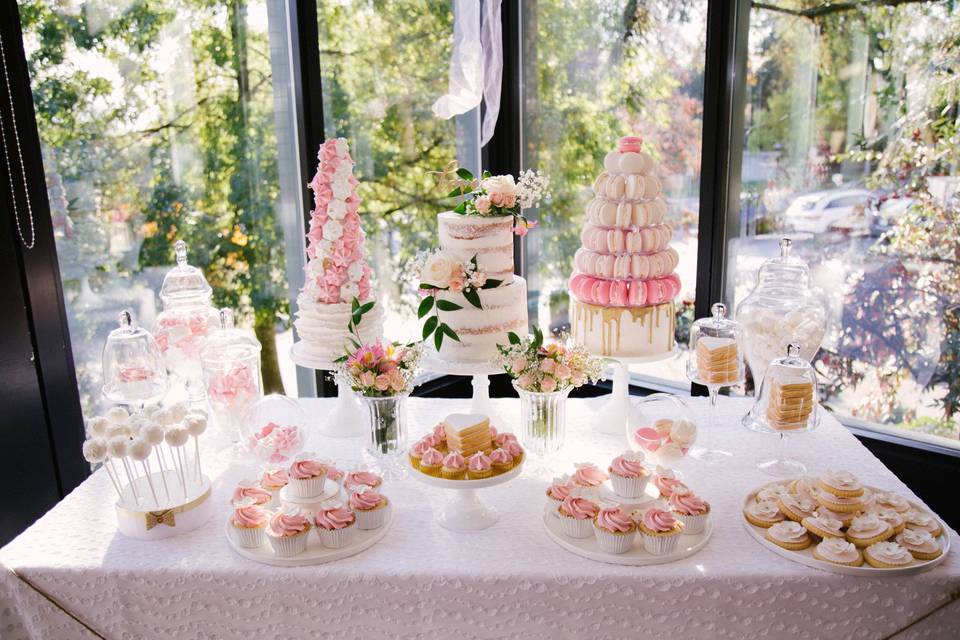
[555,364,572,381]
[448,276,464,292]
[475,196,491,214]
[359,371,376,388]
[490,192,505,207]
[516,373,534,389]
[375,374,391,391]
[502,193,516,208]
[540,375,557,392]
[510,356,527,373]
[540,358,556,374]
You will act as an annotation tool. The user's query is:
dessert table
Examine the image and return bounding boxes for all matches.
[2,397,959,639]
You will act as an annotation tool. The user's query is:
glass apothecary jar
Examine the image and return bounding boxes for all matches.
[201,308,263,437]
[102,310,168,407]
[153,240,219,400]
[735,237,827,387]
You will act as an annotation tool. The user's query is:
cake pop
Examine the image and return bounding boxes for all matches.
[140,422,171,504]
[82,438,121,497]
[184,413,208,482]
[107,435,140,503]
[165,425,191,499]
[129,438,159,507]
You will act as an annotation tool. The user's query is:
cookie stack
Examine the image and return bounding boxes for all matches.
[695,336,739,384]
[766,375,814,429]
[443,413,493,457]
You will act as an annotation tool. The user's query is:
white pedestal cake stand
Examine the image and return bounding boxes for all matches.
[290,342,364,438]
[591,350,677,435]
[421,355,506,427]
[410,461,524,531]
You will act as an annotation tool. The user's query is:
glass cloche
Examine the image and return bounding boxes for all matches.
[201,308,263,437]
[102,310,168,406]
[627,393,698,464]
[241,395,306,464]
[153,240,219,400]
[735,237,826,387]
[686,302,745,388]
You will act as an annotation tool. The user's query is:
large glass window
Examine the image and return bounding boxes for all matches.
[521,1,708,388]
[20,0,301,415]
[731,0,960,446]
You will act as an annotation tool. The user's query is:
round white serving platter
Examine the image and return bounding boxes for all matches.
[410,459,524,531]
[225,508,393,567]
[741,482,950,576]
[542,509,712,566]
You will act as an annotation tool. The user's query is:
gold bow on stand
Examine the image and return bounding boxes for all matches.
[145,510,176,530]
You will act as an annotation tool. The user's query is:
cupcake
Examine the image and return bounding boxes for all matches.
[266,509,311,556]
[801,512,845,540]
[874,491,911,514]
[314,502,356,548]
[259,468,288,505]
[765,521,812,551]
[669,488,710,535]
[902,509,943,537]
[845,514,893,548]
[466,451,493,480]
[287,456,327,499]
[812,486,863,514]
[418,447,444,477]
[343,470,383,492]
[743,500,785,528]
[494,432,518,449]
[501,440,524,465]
[608,451,650,498]
[653,466,687,499]
[228,500,269,548]
[817,469,864,498]
[896,528,942,561]
[867,507,906,535]
[863,541,914,568]
[489,448,514,474]
[348,486,390,530]
[232,482,272,507]
[557,492,599,539]
[441,450,466,480]
[638,507,684,555]
[545,474,573,517]
[592,503,636,554]
[572,463,608,489]
[324,462,345,486]
[409,438,432,470]
[778,494,817,522]
[812,538,863,567]
[430,423,447,452]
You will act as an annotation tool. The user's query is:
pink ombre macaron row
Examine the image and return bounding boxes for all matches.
[580,223,672,254]
[593,172,662,201]
[574,247,679,280]
[570,273,681,307]
[586,197,668,228]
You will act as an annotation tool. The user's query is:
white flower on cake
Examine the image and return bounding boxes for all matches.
[319,238,333,255]
[340,281,360,302]
[323,219,343,241]
[328,199,347,220]
[480,174,517,209]
[332,179,351,200]
[333,138,349,157]
[347,261,364,283]
[333,161,353,180]
[422,251,456,288]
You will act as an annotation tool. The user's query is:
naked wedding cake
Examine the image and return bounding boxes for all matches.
[568,136,680,357]
[293,138,383,361]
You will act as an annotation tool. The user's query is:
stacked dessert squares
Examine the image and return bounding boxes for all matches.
[695,336,740,385]
[443,414,493,457]
[766,375,814,430]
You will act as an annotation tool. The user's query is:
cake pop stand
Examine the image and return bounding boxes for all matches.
[290,342,364,438]
[420,355,506,427]
[591,351,677,436]
[409,460,524,531]
[115,470,213,540]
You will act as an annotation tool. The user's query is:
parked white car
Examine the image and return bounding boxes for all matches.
[783,189,873,234]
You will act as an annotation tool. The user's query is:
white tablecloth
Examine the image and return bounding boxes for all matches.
[2,397,959,639]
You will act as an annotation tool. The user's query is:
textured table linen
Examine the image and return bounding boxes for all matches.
[2,397,959,640]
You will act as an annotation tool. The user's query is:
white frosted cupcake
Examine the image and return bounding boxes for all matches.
[637,507,684,555]
[668,488,710,535]
[266,509,311,557]
[348,486,390,530]
[607,451,650,498]
[592,503,636,554]
[314,502,357,548]
[557,492,599,538]
[287,456,327,499]
[227,500,270,548]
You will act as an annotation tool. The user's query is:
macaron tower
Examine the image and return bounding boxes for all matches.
[569,135,681,357]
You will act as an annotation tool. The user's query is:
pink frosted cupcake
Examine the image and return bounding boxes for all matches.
[431,423,447,451]
[287,456,327,498]
[314,502,356,548]
[228,500,270,548]
[343,470,383,492]
[467,452,493,480]
[546,474,574,517]
[489,448,514,474]
[409,438,432,470]
[638,507,684,555]
[669,488,710,534]
[572,463,608,489]
[557,492,599,538]
[419,447,444,477]
[232,482,272,507]
[266,509,311,556]
[259,468,288,505]
[324,461,344,486]
[608,451,650,498]
[653,466,687,499]
[441,450,466,480]
[348,486,390,530]
[501,440,524,465]
[494,432,518,449]
[592,503,637,554]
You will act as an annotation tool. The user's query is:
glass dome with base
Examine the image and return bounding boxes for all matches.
[101,310,168,408]
[742,342,821,477]
[201,308,263,438]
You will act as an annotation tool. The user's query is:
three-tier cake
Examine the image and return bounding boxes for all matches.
[568,136,680,357]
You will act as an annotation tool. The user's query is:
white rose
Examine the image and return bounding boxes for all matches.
[333,161,353,180]
[307,259,326,276]
[323,219,343,241]
[333,138,348,157]
[481,174,517,197]
[319,238,333,255]
[348,261,364,283]
[422,252,455,288]
[332,178,351,200]
[669,419,697,447]
[340,281,360,302]
[328,199,347,220]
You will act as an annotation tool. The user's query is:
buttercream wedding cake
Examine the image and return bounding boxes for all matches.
[569,136,680,357]
[293,138,383,360]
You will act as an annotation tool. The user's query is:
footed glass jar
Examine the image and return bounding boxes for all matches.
[153,240,219,401]
[201,309,263,437]
[735,237,827,387]
[361,394,409,458]
[101,310,168,407]
[515,381,572,457]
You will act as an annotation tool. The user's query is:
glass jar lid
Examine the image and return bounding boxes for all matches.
[101,310,168,404]
[201,308,262,365]
[159,240,213,305]
[691,302,740,338]
[755,237,811,291]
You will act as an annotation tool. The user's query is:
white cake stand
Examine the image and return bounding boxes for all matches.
[410,460,524,531]
[421,355,507,427]
[290,342,364,438]
[591,350,677,435]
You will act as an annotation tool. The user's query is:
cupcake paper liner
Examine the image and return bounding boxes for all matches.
[268,529,309,557]
[676,511,709,535]
[559,514,594,539]
[593,525,635,554]
[317,524,355,549]
[609,473,648,499]
[355,504,389,530]
[545,497,563,519]
[641,531,681,556]
[229,523,266,549]
[289,475,327,499]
